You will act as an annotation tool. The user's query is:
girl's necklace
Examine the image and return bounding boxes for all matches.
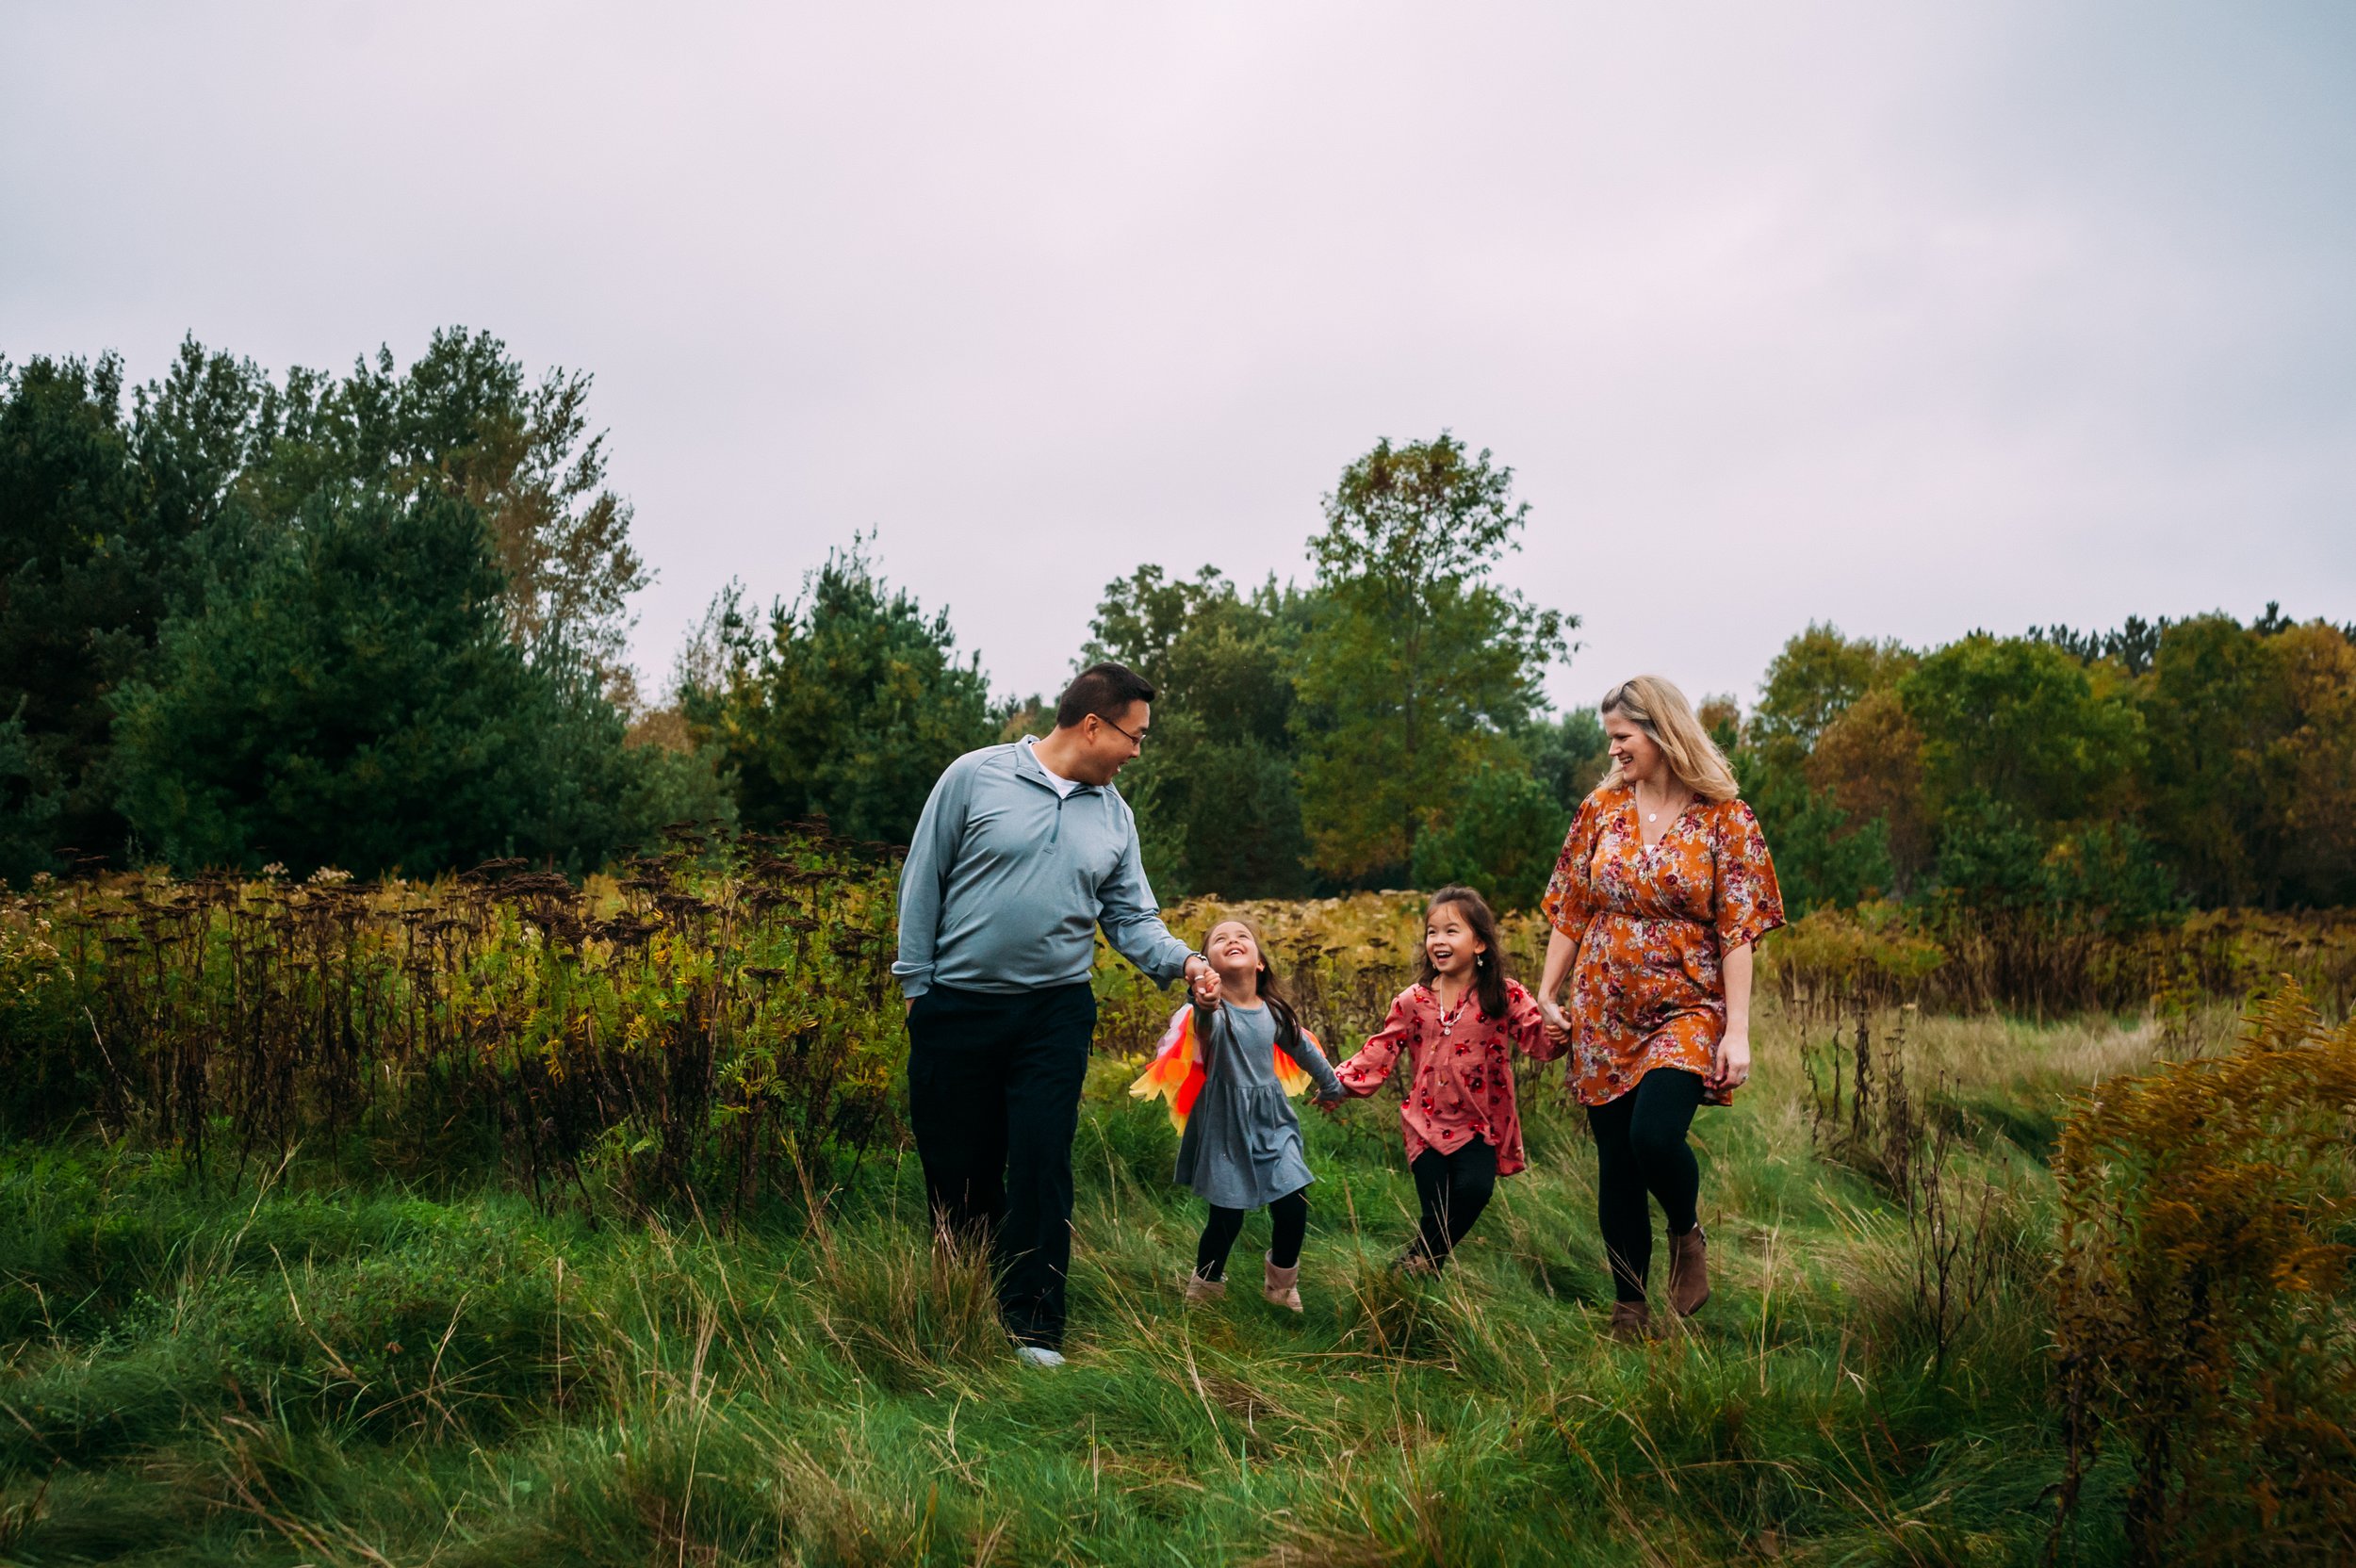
[1435,986,1473,1035]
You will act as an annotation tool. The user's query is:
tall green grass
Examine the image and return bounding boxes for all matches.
[0,998,2180,1566]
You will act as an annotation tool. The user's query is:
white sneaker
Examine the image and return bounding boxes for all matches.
[1013,1344,1067,1369]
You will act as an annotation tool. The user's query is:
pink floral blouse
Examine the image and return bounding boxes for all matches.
[1332,979,1560,1176]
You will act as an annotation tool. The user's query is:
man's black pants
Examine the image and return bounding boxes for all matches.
[906,982,1096,1348]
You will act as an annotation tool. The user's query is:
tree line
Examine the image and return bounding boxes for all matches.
[8,331,2353,918]
[0,332,725,883]
[1743,609,2356,919]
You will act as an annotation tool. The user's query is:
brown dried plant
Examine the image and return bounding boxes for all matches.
[0,825,908,1215]
[2050,982,2356,1564]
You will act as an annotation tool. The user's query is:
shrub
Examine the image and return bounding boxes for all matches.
[0,825,907,1211]
[2051,984,2356,1563]
[1766,903,1945,1015]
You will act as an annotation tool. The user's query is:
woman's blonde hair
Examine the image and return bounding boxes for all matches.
[1598,676,1741,802]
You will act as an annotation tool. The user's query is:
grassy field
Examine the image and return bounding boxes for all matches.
[0,987,2231,1566]
[3,849,2347,1566]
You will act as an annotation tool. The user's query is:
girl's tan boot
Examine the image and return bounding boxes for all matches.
[1262,1253,1302,1313]
[1184,1271,1227,1305]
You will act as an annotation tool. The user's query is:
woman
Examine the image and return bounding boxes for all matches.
[1537,676,1783,1340]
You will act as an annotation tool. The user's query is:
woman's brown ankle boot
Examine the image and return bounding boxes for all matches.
[1667,1225,1710,1316]
[1607,1300,1652,1341]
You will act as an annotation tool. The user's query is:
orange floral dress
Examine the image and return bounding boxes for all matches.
[1542,784,1784,1108]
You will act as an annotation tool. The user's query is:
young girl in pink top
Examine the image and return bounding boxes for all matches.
[1332,885,1560,1271]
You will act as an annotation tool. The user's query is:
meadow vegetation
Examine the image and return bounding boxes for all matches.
[8,329,2355,1563]
[3,848,2350,1565]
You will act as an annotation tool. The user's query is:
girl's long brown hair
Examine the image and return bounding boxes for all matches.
[1203,916,1306,1060]
[1418,885,1512,1020]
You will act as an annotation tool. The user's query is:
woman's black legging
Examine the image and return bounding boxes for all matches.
[1196,1187,1309,1281]
[1409,1138,1499,1267]
[1586,1068,1706,1303]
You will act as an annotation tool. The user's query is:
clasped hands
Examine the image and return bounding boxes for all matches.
[1183,954,1221,1005]
[1539,994,1572,1044]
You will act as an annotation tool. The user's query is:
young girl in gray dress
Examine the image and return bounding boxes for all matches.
[1131,918,1345,1311]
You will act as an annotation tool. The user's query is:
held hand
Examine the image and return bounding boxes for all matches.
[1708,1029,1751,1092]
[1185,956,1222,1005]
[1539,995,1571,1045]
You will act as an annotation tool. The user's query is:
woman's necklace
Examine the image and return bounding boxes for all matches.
[1636,780,1688,829]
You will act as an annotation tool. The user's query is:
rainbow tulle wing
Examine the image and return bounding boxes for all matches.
[1129,1006,1324,1134]
[1272,1028,1317,1096]
[1128,1006,1203,1132]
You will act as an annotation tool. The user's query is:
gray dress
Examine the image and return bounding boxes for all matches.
[1172,1001,1345,1210]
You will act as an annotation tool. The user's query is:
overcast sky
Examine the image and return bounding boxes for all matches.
[7,3,2353,711]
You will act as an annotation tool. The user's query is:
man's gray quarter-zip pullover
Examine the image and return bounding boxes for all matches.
[892,741,1193,1000]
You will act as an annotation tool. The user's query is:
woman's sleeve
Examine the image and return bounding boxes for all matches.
[1333,990,1415,1097]
[1541,796,1600,941]
[1713,799,1787,952]
[1502,979,1562,1062]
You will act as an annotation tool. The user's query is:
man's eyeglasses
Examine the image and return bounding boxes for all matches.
[1095,713,1147,749]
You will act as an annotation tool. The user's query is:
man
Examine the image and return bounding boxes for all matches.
[894,661,1219,1367]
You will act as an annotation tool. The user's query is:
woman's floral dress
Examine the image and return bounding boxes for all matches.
[1542,784,1784,1108]
[1332,980,1559,1175]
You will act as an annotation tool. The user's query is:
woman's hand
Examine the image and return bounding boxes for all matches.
[1539,995,1572,1045]
[1708,1027,1751,1093]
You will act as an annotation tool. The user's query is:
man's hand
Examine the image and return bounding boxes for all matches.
[1184,954,1221,1005]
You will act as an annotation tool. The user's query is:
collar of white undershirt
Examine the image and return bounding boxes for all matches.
[1023,736,1082,798]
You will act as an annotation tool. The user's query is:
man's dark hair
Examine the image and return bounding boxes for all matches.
[1055,662,1156,729]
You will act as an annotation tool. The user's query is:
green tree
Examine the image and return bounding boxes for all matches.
[1740,759,1899,913]
[0,703,64,884]
[2,331,674,876]
[1803,686,1932,884]
[1518,707,1610,816]
[2138,614,2356,909]
[1294,434,1571,883]
[1930,792,2053,912]
[109,488,665,876]
[1901,634,2143,828]
[2135,613,2280,906]
[682,540,995,844]
[1082,564,1313,897]
[0,354,187,869]
[1752,622,1917,769]
[1408,762,1565,910]
[249,328,649,680]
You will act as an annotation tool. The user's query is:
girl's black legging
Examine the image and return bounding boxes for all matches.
[1196,1187,1309,1281]
[1409,1138,1498,1266]
[1586,1067,1706,1303]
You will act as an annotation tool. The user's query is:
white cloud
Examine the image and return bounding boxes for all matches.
[6,1,2350,711]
